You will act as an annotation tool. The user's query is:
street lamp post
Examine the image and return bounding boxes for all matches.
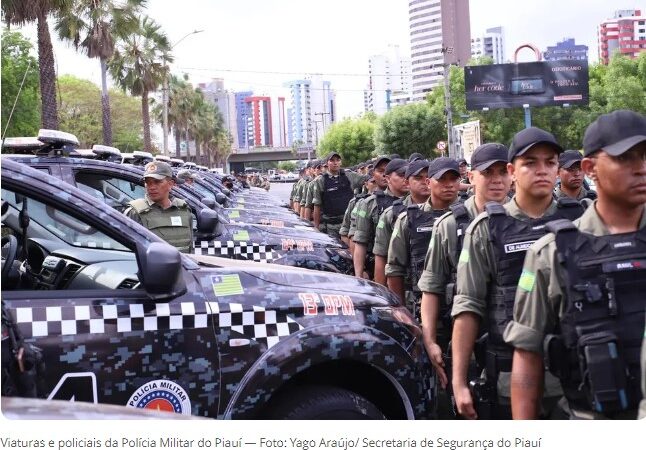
[162,29,204,157]
[441,45,455,159]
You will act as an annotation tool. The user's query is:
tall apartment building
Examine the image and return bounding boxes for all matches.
[234,91,253,149]
[364,45,412,114]
[598,9,646,64]
[285,77,336,146]
[408,0,471,102]
[543,38,588,61]
[199,78,238,149]
[470,26,505,64]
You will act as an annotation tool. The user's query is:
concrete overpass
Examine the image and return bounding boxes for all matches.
[227,146,315,173]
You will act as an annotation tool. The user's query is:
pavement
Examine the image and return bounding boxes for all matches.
[269,182,295,204]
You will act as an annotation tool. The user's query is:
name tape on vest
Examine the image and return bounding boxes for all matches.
[504,240,536,254]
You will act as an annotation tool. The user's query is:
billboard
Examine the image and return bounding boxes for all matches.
[464,60,589,110]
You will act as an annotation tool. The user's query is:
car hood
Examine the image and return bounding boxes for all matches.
[189,254,398,308]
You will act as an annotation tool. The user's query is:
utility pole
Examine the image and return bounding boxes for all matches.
[442,45,455,159]
[314,112,330,147]
[162,29,203,157]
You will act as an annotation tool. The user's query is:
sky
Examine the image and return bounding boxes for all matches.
[15,0,646,120]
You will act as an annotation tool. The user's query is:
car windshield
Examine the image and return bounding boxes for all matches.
[1,189,129,252]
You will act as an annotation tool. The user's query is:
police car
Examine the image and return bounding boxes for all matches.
[87,145,312,229]
[2,132,353,275]
[1,157,434,419]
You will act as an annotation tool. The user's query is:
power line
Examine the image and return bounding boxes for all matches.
[176,66,413,78]
[176,70,413,93]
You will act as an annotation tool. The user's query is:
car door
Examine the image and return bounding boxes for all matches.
[1,181,221,418]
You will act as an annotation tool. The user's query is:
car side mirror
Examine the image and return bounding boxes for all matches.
[200,197,216,209]
[197,208,218,233]
[138,242,186,300]
[215,193,226,205]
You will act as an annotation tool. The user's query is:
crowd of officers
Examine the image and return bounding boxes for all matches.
[289,110,646,420]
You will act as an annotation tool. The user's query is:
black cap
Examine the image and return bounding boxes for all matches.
[366,169,376,182]
[428,157,460,180]
[389,153,402,160]
[558,150,583,169]
[327,151,341,162]
[373,155,391,169]
[509,127,563,161]
[405,159,430,178]
[408,152,424,162]
[314,159,323,168]
[457,158,468,166]
[583,110,646,157]
[385,158,408,175]
[471,143,509,171]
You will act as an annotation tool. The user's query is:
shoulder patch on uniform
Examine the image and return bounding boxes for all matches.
[458,249,469,263]
[518,270,536,292]
[377,219,385,229]
[357,209,367,218]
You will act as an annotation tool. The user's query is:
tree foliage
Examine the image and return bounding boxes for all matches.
[317,117,375,166]
[374,102,445,159]
[57,75,143,150]
[1,29,40,138]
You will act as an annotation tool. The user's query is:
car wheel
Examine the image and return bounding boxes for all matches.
[265,386,386,419]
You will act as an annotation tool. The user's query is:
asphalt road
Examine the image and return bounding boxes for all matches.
[269,182,295,204]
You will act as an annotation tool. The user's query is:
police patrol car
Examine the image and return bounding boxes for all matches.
[1,156,434,419]
[2,132,353,275]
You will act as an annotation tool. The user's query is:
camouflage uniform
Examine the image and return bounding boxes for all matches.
[504,204,646,419]
[352,189,400,253]
[125,195,193,253]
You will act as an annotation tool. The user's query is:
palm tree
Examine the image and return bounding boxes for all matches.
[108,15,171,152]
[55,0,144,145]
[2,0,68,129]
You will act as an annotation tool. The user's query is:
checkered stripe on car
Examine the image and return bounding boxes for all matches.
[207,302,302,349]
[12,302,301,349]
[194,240,275,262]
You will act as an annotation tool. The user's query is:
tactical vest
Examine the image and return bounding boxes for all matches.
[321,171,353,221]
[485,198,584,373]
[129,199,193,253]
[374,191,396,217]
[445,203,473,315]
[389,199,407,228]
[545,219,645,416]
[407,205,448,290]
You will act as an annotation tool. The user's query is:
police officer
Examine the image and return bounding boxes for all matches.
[457,157,471,200]
[309,153,365,238]
[554,150,597,201]
[418,144,511,389]
[290,169,305,211]
[300,160,321,220]
[451,127,584,420]
[125,161,194,253]
[387,157,460,316]
[294,162,314,216]
[372,160,419,286]
[340,171,377,250]
[292,168,308,213]
[353,158,409,279]
[177,169,197,186]
[505,110,646,420]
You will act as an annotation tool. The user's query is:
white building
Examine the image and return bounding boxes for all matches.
[471,26,505,64]
[199,78,239,149]
[408,0,471,102]
[364,45,412,115]
[285,76,336,147]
